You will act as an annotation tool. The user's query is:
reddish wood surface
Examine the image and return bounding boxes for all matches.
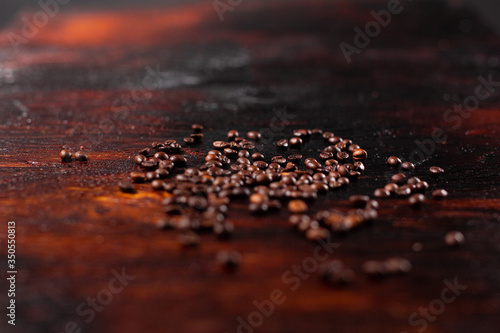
[0,1,499,332]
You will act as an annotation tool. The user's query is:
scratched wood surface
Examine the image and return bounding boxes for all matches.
[0,1,499,332]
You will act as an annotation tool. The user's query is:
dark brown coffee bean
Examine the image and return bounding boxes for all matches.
[277,139,289,150]
[387,156,401,166]
[288,199,308,213]
[395,185,412,197]
[430,166,445,175]
[118,181,136,193]
[164,204,183,215]
[134,154,146,165]
[190,133,204,142]
[391,173,406,184]
[409,193,425,207]
[293,129,311,138]
[183,137,195,145]
[319,152,333,160]
[305,227,330,241]
[401,161,415,170]
[251,152,264,161]
[249,193,268,205]
[349,195,370,207]
[322,132,334,140]
[253,161,268,169]
[374,188,391,198]
[432,189,448,199]
[353,161,365,172]
[227,130,239,141]
[247,131,261,140]
[337,177,350,187]
[366,200,380,210]
[288,154,302,162]
[328,136,342,145]
[73,151,88,162]
[146,171,158,181]
[289,137,303,148]
[384,257,412,274]
[444,231,465,247]
[217,251,242,270]
[407,177,421,185]
[154,152,169,160]
[238,150,250,158]
[305,159,321,171]
[60,149,72,162]
[191,124,203,133]
[170,155,187,167]
[188,196,208,211]
[223,148,237,158]
[151,179,165,191]
[214,221,234,239]
[352,148,367,160]
[213,141,230,149]
[336,151,349,161]
[384,183,399,193]
[312,128,323,135]
[237,157,251,165]
[269,156,286,165]
[130,171,146,183]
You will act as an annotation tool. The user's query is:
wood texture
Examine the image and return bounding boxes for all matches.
[0,1,499,332]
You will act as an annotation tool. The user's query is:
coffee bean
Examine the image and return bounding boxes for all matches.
[178,231,200,247]
[190,133,204,142]
[277,139,289,150]
[319,152,333,160]
[391,173,406,184]
[191,124,203,133]
[289,137,303,148]
[247,131,261,140]
[214,221,234,239]
[401,161,415,170]
[74,151,88,162]
[213,141,230,149]
[288,199,308,213]
[328,136,342,145]
[384,183,399,193]
[170,155,187,167]
[387,156,401,166]
[154,152,169,160]
[130,171,146,183]
[238,150,250,158]
[408,193,425,207]
[352,148,367,160]
[349,195,370,207]
[336,151,349,161]
[293,129,311,138]
[134,154,146,165]
[271,156,287,165]
[288,154,302,162]
[305,159,321,171]
[217,251,242,270]
[305,227,330,241]
[183,137,195,145]
[432,189,448,199]
[374,188,391,198]
[60,149,72,162]
[151,180,165,191]
[251,152,264,161]
[444,231,465,247]
[118,181,136,193]
[395,185,412,197]
[227,130,239,141]
[430,166,444,175]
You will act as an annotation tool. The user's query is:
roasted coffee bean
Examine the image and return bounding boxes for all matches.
[238,150,250,158]
[444,231,465,247]
[305,159,320,171]
[407,177,421,185]
[322,131,334,140]
[288,199,308,213]
[217,251,242,270]
[247,131,261,140]
[154,152,169,160]
[213,141,230,149]
[183,137,195,145]
[141,158,159,170]
[320,261,355,285]
[395,185,412,197]
[293,129,311,138]
[253,161,268,169]
[289,137,303,148]
[288,154,302,162]
[337,177,350,187]
[319,152,333,160]
[365,200,379,210]
[352,148,367,160]
[188,196,208,211]
[430,166,445,175]
[270,156,286,165]
[74,151,88,162]
[349,195,370,207]
[249,193,268,205]
[164,204,183,215]
[237,157,251,165]
[223,148,238,158]
[432,189,448,199]
[214,221,234,239]
[374,188,391,198]
[60,149,72,162]
[312,128,323,135]
[170,155,187,167]
[387,156,401,166]
[190,133,204,142]
[146,171,158,181]
[118,181,136,193]
[239,141,256,150]
[305,227,330,241]
[130,171,146,183]
[408,193,425,207]
[251,152,264,161]
[151,180,165,191]
[227,130,239,141]
[384,257,412,274]
[328,136,342,145]
[336,151,349,161]
[348,171,361,178]
[353,161,365,172]
[277,139,289,150]
[391,173,406,184]
[384,183,399,193]
[134,154,146,165]
[191,124,203,133]
[401,161,415,170]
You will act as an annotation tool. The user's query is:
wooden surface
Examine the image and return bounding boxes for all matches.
[0,1,499,332]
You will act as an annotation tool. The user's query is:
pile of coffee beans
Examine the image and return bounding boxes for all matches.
[59,148,88,162]
[115,125,460,278]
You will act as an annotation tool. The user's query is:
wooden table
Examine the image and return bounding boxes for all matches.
[0,1,499,332]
